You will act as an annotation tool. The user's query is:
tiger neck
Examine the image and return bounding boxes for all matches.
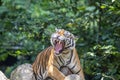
[60,49,74,65]
[62,49,73,57]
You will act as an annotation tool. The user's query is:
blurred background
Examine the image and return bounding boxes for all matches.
[0,0,120,80]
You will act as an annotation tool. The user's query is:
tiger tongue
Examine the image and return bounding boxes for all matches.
[54,42,63,54]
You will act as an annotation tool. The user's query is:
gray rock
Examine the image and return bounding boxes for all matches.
[10,63,35,80]
[60,66,72,76]
[10,63,80,80]
[0,71,9,80]
[64,74,82,80]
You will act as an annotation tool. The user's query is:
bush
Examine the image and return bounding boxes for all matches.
[0,0,120,80]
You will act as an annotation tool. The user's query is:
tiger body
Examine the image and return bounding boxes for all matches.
[32,29,85,80]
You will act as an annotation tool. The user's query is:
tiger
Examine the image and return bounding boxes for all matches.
[32,28,85,80]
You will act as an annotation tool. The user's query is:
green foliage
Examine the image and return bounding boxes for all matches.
[0,0,120,80]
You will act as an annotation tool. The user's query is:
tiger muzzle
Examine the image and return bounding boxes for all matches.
[54,40,65,55]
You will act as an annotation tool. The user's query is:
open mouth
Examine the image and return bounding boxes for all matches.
[54,40,65,55]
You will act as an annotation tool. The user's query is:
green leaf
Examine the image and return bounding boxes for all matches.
[86,6,96,11]
[0,6,8,14]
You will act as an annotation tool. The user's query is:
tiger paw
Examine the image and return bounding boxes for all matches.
[64,74,82,80]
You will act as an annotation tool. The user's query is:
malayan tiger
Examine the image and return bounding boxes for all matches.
[32,29,85,80]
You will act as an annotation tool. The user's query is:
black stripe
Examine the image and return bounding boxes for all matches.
[37,69,43,80]
[65,39,71,49]
[58,56,64,65]
[67,39,71,45]
[39,66,41,76]
[65,40,74,49]
[34,73,38,80]
[40,67,43,79]
[70,61,77,70]
[65,46,71,49]
[44,47,52,70]
[60,56,65,63]
[72,40,74,46]
[56,58,61,66]
[42,47,52,76]
[53,64,58,68]
[37,75,42,80]
[75,69,81,74]
[66,51,73,65]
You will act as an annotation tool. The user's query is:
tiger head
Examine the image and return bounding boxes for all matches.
[50,28,76,56]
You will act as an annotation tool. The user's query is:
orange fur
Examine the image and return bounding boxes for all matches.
[32,29,85,80]
[58,29,65,36]
[32,47,85,80]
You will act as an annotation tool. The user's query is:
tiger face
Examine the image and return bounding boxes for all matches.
[50,28,76,55]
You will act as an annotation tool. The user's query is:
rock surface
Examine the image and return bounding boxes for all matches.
[10,63,35,80]
[0,71,9,80]
[64,74,82,80]
[10,63,81,80]
[60,66,72,76]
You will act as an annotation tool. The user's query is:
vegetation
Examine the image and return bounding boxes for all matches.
[0,0,120,80]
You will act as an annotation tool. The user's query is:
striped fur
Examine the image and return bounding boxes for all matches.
[32,29,85,80]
